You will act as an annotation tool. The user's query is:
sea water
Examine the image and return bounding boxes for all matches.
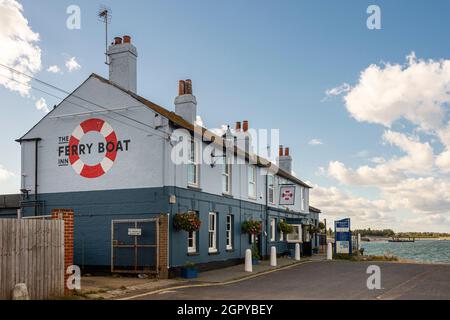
[361,240,450,264]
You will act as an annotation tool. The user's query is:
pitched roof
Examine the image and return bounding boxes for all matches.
[309,206,321,213]
[91,74,312,188]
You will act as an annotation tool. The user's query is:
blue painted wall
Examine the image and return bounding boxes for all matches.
[0,208,18,218]
[21,186,313,269]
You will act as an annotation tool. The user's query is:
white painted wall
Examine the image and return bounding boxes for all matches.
[20,75,310,213]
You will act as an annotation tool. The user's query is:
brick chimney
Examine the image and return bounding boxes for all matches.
[175,79,197,124]
[107,35,138,93]
[277,146,292,173]
[234,120,253,154]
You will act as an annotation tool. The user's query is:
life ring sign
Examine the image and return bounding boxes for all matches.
[68,118,118,179]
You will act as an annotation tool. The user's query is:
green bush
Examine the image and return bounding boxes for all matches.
[278,221,294,234]
[242,220,262,235]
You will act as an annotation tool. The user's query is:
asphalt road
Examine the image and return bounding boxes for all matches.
[133,261,450,300]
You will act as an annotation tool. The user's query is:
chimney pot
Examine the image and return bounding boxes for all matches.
[123,35,131,43]
[185,79,193,95]
[178,80,186,96]
[235,121,241,132]
[279,145,284,157]
[285,147,290,156]
[114,37,122,45]
[243,120,249,132]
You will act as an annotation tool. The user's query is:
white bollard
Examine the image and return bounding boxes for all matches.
[270,246,277,267]
[295,243,301,261]
[245,249,253,272]
[327,242,333,260]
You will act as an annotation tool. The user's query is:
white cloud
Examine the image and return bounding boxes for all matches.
[370,157,386,164]
[327,130,435,186]
[65,57,81,72]
[308,139,323,146]
[0,164,15,181]
[0,0,41,96]
[342,52,450,132]
[323,83,351,101]
[436,149,450,173]
[382,130,434,174]
[35,97,49,113]
[327,160,404,186]
[382,177,450,215]
[309,183,394,227]
[47,65,61,73]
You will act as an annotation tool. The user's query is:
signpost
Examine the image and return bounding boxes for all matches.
[128,228,142,236]
[279,185,296,205]
[334,218,352,254]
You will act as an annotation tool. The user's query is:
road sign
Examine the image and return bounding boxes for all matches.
[335,218,352,254]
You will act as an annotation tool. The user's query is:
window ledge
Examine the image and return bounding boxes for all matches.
[187,252,200,256]
[187,185,202,192]
[222,193,233,198]
[208,251,220,255]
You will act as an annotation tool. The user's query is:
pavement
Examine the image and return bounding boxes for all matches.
[125,260,450,300]
[79,256,315,299]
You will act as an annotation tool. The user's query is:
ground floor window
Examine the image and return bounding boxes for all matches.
[208,212,217,253]
[187,230,197,253]
[287,224,302,243]
[279,219,284,241]
[270,218,276,242]
[226,214,233,250]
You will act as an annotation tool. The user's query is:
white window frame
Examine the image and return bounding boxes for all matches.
[208,212,217,253]
[268,174,275,205]
[300,187,307,211]
[270,218,276,242]
[287,224,303,243]
[226,214,233,250]
[188,139,200,187]
[248,165,257,199]
[279,219,284,241]
[222,160,232,195]
[187,230,197,253]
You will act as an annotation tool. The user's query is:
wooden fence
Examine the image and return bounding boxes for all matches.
[0,218,65,300]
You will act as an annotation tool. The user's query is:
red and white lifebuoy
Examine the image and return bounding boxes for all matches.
[69,118,118,179]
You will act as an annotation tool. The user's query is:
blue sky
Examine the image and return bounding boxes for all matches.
[1,0,450,232]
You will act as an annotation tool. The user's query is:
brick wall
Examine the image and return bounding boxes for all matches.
[51,209,74,294]
[158,214,169,279]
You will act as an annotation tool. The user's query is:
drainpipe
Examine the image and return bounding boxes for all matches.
[265,173,269,259]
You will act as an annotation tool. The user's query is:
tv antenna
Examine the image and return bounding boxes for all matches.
[98,6,112,65]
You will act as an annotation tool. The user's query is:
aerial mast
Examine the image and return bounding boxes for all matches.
[98,6,112,65]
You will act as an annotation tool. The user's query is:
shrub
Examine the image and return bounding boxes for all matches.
[173,212,201,232]
[242,220,262,235]
[278,221,294,234]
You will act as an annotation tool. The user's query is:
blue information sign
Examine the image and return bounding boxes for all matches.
[335,218,352,254]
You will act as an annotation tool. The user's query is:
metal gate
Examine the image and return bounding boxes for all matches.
[111,218,159,273]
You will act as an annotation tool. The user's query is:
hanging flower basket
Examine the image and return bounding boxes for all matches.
[173,212,201,232]
[241,220,262,235]
[278,221,294,234]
